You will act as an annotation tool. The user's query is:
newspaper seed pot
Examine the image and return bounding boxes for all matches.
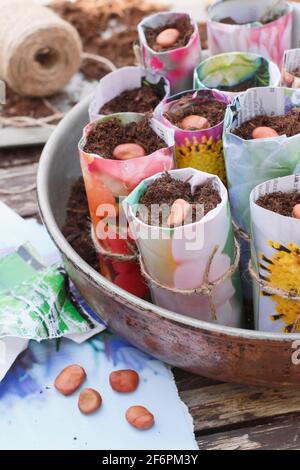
[281,48,300,88]
[223,87,300,236]
[137,11,201,95]
[250,174,300,333]
[78,113,175,298]
[88,66,170,122]
[207,0,292,67]
[123,168,243,326]
[194,52,281,94]
[155,89,230,185]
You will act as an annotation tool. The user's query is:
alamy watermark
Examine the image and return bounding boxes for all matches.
[95,201,206,251]
[291,340,300,365]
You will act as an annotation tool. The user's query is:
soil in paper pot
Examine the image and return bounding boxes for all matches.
[83,117,165,158]
[144,16,194,52]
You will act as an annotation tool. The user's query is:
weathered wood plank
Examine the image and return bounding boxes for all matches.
[181,383,300,433]
[197,413,300,450]
[173,368,221,392]
[0,163,39,217]
[0,146,41,168]
[0,127,52,149]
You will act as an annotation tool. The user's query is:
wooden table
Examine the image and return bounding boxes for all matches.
[2,144,300,450]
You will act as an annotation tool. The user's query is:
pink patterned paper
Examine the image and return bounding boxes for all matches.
[138,12,201,94]
[207,6,292,67]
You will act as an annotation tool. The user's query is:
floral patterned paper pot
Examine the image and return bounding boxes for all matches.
[194,52,281,95]
[155,89,230,185]
[123,168,242,327]
[207,0,292,67]
[88,66,170,122]
[223,87,300,236]
[281,48,300,88]
[78,112,175,298]
[137,11,201,95]
[250,174,300,333]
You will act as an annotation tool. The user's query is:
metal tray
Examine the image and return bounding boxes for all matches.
[37,96,300,388]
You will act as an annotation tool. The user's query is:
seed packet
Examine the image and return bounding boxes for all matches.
[0,243,99,340]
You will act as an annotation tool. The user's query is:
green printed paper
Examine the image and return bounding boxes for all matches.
[0,244,97,340]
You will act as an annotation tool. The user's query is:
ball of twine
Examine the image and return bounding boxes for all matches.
[0,0,82,97]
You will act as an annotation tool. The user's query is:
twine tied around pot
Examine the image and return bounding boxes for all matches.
[232,220,251,242]
[91,226,138,263]
[249,260,300,301]
[139,238,241,321]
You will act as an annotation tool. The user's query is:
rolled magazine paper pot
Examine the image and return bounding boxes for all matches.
[281,48,300,88]
[88,66,171,122]
[250,174,300,333]
[123,167,243,326]
[207,0,292,67]
[194,52,281,95]
[78,113,175,298]
[137,11,201,95]
[223,87,300,236]
[155,89,230,185]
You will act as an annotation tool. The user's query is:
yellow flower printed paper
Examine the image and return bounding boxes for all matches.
[250,175,300,332]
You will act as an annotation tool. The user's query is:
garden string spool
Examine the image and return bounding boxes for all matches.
[0,0,82,97]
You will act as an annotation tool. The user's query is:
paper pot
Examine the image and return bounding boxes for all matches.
[281,48,300,88]
[123,168,242,326]
[194,52,281,94]
[223,87,300,235]
[155,89,230,185]
[88,66,170,122]
[207,0,292,67]
[250,174,300,333]
[137,11,201,95]
[78,113,175,298]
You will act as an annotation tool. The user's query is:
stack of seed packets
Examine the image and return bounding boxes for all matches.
[0,202,197,450]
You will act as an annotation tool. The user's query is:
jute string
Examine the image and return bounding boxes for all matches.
[0,0,82,97]
[91,219,240,321]
[232,220,251,242]
[248,260,300,301]
[0,53,117,129]
[140,238,241,321]
[91,226,138,262]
